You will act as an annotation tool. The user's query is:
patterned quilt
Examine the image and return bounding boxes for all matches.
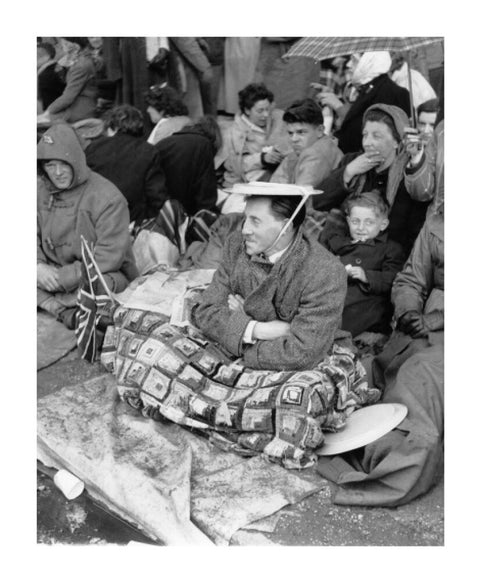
[101,306,380,469]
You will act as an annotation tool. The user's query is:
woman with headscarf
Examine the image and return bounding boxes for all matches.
[318,51,411,154]
[316,103,430,256]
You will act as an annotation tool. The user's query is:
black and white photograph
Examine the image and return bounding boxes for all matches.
[4,0,474,577]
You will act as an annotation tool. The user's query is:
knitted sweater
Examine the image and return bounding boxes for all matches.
[193,229,349,370]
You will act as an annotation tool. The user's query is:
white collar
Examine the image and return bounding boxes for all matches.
[240,114,266,134]
[37,59,57,76]
[267,239,294,264]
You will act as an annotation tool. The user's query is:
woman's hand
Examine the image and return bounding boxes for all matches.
[404,129,425,166]
[37,263,61,292]
[253,320,291,340]
[263,147,284,165]
[318,91,344,112]
[397,310,428,338]
[344,152,384,183]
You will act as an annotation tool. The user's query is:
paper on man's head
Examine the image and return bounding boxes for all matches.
[229,182,322,197]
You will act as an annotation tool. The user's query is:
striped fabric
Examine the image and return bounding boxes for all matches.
[318,68,349,98]
[154,199,188,252]
[75,236,117,362]
[284,37,443,62]
[135,199,188,254]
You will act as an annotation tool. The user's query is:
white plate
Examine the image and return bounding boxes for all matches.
[318,403,408,456]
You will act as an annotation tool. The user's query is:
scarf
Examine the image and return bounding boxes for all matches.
[351,51,392,87]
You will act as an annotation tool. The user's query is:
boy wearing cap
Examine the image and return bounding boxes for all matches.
[322,191,405,337]
[192,185,349,371]
[270,98,343,187]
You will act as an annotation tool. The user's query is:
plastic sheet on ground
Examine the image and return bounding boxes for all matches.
[37,373,322,545]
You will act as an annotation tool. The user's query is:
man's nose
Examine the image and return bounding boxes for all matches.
[54,164,62,175]
[242,222,251,235]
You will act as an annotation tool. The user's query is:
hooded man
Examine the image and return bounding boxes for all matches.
[192,184,349,371]
[37,122,138,328]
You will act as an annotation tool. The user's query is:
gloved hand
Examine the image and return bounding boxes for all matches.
[397,310,428,338]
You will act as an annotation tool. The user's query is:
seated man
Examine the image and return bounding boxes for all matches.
[37,122,139,328]
[270,98,343,187]
[192,185,350,371]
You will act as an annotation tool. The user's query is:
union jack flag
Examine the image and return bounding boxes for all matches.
[75,236,118,362]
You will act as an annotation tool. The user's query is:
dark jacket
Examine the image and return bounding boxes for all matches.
[317,151,430,255]
[85,133,168,223]
[154,128,218,216]
[323,231,405,336]
[38,63,66,110]
[37,123,138,293]
[193,229,349,371]
[337,74,411,154]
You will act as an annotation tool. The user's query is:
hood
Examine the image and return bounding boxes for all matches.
[351,51,391,86]
[37,122,90,190]
[363,103,410,141]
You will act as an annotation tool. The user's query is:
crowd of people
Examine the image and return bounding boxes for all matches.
[37,37,444,506]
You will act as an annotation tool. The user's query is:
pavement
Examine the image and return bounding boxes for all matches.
[37,347,444,547]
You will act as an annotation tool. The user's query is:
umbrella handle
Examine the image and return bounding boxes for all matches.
[406,52,417,128]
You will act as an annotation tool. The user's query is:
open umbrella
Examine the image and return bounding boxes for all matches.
[283,36,443,125]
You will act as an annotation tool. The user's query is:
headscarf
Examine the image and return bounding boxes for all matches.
[351,51,392,87]
[363,103,410,142]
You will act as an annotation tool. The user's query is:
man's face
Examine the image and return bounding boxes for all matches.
[346,206,388,242]
[417,111,437,137]
[286,122,322,154]
[43,160,74,190]
[244,99,272,129]
[242,197,287,256]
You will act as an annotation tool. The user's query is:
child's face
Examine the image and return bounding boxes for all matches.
[346,206,388,242]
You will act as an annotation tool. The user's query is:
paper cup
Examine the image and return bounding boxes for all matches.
[53,469,84,500]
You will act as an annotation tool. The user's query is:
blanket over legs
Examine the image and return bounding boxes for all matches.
[101,306,381,469]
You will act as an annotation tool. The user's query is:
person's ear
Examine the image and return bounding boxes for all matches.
[316,125,324,137]
[379,217,389,231]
